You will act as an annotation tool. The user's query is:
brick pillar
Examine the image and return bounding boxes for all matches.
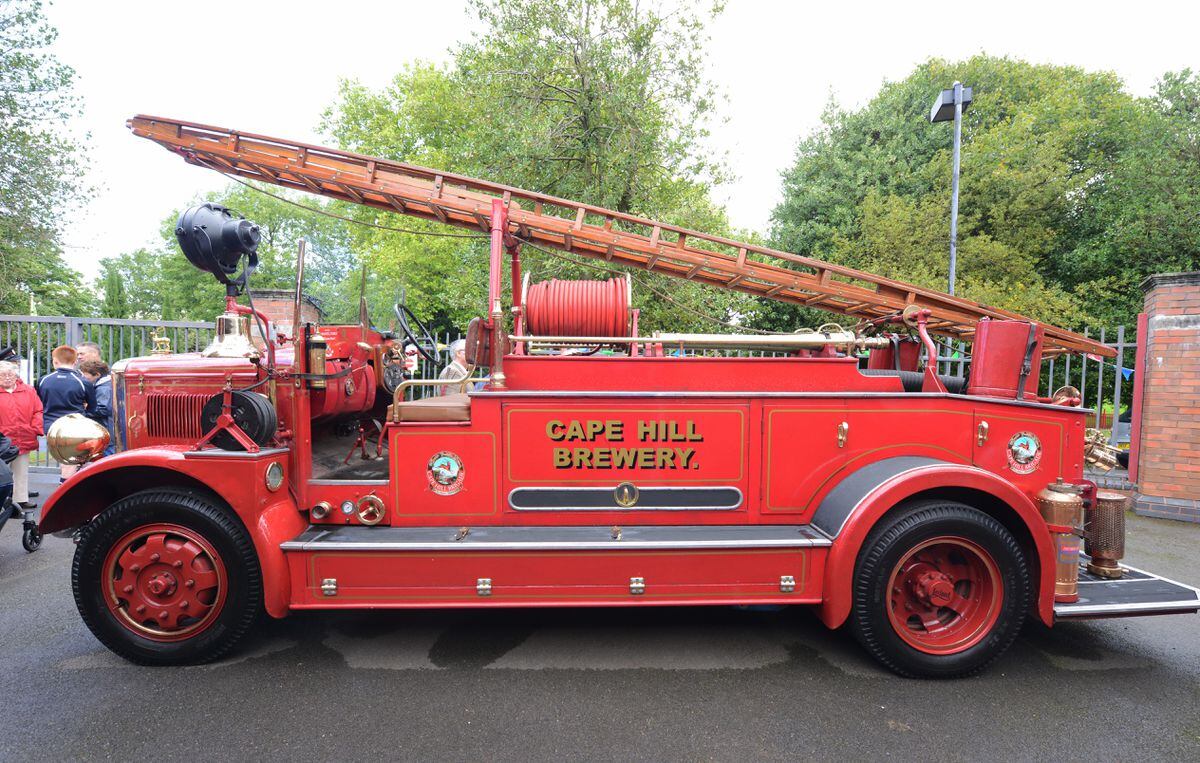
[238,289,323,341]
[1134,271,1200,522]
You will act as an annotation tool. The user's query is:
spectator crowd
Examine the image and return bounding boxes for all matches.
[0,342,113,512]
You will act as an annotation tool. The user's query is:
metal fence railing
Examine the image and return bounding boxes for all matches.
[1,315,216,383]
[3,315,1139,463]
[2,315,214,469]
[0,318,465,467]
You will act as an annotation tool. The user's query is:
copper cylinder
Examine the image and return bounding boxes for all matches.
[1036,479,1084,602]
[1086,491,1127,579]
[307,333,328,390]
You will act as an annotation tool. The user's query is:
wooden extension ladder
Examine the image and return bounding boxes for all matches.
[128,115,1113,358]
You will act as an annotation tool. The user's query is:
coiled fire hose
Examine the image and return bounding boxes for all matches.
[524,277,631,337]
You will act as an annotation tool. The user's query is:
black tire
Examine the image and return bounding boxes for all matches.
[71,488,263,665]
[850,500,1030,678]
[22,526,41,553]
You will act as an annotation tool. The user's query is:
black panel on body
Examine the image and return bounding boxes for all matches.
[810,456,943,538]
[509,486,742,511]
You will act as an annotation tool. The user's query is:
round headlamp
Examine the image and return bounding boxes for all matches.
[46,414,110,465]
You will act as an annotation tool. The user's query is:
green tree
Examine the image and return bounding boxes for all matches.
[321,0,744,333]
[0,0,91,315]
[1063,69,1200,325]
[100,266,129,318]
[768,55,1180,329]
[97,249,164,319]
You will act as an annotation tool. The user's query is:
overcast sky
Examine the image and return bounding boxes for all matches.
[47,0,1199,280]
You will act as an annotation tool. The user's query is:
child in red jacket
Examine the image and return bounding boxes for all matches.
[0,360,44,508]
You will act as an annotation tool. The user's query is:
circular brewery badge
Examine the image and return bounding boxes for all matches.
[427,451,465,496]
[1006,431,1042,474]
[613,482,639,508]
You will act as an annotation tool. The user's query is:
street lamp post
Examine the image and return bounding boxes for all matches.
[930,82,972,296]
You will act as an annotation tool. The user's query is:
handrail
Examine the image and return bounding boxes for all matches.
[389,371,488,423]
[512,331,894,352]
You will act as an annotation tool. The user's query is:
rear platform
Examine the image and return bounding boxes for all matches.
[1054,560,1200,619]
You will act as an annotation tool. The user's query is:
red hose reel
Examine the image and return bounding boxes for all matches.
[524,276,632,337]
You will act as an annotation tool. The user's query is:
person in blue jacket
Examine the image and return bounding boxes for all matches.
[79,358,114,456]
[38,345,96,480]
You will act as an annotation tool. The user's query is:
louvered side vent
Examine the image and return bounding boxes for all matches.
[145,392,208,442]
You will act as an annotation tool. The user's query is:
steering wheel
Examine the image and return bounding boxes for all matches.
[393,301,439,363]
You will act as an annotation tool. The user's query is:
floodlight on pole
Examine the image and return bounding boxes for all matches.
[930,82,972,296]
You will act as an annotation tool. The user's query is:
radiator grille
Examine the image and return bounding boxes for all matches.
[145,392,208,441]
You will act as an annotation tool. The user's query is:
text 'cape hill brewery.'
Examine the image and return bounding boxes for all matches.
[547,418,703,470]
[33,114,1199,679]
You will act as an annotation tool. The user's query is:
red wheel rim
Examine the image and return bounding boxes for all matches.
[886,536,1003,655]
[101,523,228,642]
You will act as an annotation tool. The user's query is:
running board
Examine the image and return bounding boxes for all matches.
[282,524,831,552]
[1054,561,1200,619]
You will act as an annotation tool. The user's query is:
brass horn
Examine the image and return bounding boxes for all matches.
[1083,428,1120,472]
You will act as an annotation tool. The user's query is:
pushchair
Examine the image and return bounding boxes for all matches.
[0,436,41,553]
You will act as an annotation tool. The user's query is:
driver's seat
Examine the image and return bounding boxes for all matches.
[389,393,471,423]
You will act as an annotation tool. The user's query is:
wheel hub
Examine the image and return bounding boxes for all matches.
[886,536,1003,656]
[146,571,178,597]
[912,568,955,607]
[102,524,227,642]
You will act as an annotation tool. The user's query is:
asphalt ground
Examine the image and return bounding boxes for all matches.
[1,472,1198,761]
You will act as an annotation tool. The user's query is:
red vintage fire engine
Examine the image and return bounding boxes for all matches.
[40,116,1199,677]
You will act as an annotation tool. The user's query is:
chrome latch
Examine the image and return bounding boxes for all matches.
[780,575,796,593]
[630,577,645,595]
[837,421,849,448]
[321,578,338,597]
[977,420,989,446]
[476,578,492,596]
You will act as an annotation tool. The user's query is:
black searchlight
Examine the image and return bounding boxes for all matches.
[175,202,262,296]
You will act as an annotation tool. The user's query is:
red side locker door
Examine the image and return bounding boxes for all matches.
[760,400,848,519]
[972,405,1082,487]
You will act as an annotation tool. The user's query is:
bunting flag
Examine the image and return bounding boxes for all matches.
[1083,352,1135,380]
